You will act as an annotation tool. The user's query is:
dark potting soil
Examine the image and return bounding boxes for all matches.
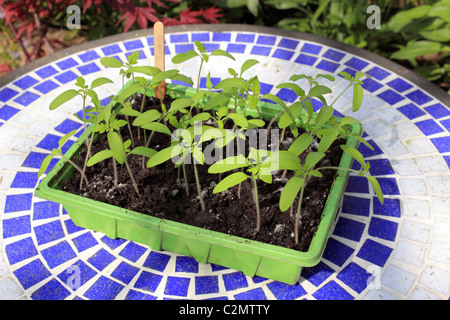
[63,93,344,252]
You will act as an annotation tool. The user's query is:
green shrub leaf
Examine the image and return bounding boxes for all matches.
[213,172,249,193]
[49,89,79,110]
[87,149,113,166]
[279,176,305,212]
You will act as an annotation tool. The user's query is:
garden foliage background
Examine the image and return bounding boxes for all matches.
[0,0,449,94]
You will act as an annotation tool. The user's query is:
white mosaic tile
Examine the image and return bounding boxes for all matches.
[432,196,450,215]
[394,240,426,267]
[400,220,431,243]
[409,286,441,300]
[390,158,422,176]
[419,265,450,295]
[433,217,450,238]
[381,264,417,295]
[428,241,450,265]
[426,176,450,195]
[417,156,449,173]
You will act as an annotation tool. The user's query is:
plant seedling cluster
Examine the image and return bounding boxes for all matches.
[40,41,384,246]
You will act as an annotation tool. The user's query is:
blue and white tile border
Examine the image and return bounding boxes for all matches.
[0,24,449,300]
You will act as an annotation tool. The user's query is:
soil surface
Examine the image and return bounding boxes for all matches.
[63,93,344,252]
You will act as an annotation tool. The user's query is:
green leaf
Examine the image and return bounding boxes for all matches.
[100,57,123,68]
[133,109,161,127]
[318,128,339,153]
[304,152,325,171]
[127,50,140,64]
[240,59,259,75]
[127,66,161,77]
[279,176,305,212]
[428,1,450,23]
[228,113,249,128]
[211,49,236,61]
[171,50,198,64]
[171,73,194,86]
[117,83,143,102]
[352,83,363,112]
[214,78,248,91]
[289,132,313,156]
[49,89,79,110]
[208,155,249,173]
[272,150,301,171]
[193,148,204,165]
[387,5,431,32]
[203,92,231,111]
[278,102,302,129]
[391,41,442,60]
[58,129,77,148]
[128,147,157,158]
[308,85,332,98]
[170,97,194,113]
[276,82,305,97]
[38,153,55,177]
[87,149,113,166]
[314,105,334,129]
[349,134,374,151]
[107,131,125,164]
[141,122,172,135]
[340,116,360,126]
[146,145,182,168]
[150,69,179,87]
[90,77,113,90]
[367,175,384,204]
[261,94,295,123]
[190,112,211,125]
[341,145,364,167]
[213,172,249,193]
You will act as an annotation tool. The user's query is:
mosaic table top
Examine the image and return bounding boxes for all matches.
[0,24,449,300]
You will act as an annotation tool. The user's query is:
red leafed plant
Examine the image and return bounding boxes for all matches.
[0,0,224,71]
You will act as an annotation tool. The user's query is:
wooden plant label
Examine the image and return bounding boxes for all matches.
[154,21,165,100]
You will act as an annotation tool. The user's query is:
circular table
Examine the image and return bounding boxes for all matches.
[0,24,449,300]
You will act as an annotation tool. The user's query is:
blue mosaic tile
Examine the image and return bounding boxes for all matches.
[345,176,369,194]
[368,217,398,241]
[323,238,355,267]
[3,215,31,238]
[191,33,210,42]
[0,87,19,102]
[344,57,369,70]
[278,38,299,50]
[276,88,297,103]
[5,237,38,265]
[357,239,393,267]
[195,276,219,295]
[223,271,248,291]
[431,136,450,153]
[211,263,229,272]
[134,270,163,293]
[377,177,400,195]
[143,250,171,272]
[365,66,390,80]
[119,241,147,262]
[361,78,383,92]
[14,259,51,289]
[13,75,39,90]
[149,45,171,55]
[251,45,272,56]
[377,89,405,105]
[358,139,383,158]
[267,281,307,299]
[41,240,77,269]
[373,197,401,217]
[0,104,19,121]
[4,193,33,213]
[227,43,246,53]
[147,36,154,46]
[251,276,268,284]
[397,103,426,120]
[302,261,335,286]
[441,119,450,132]
[234,287,267,300]
[203,43,220,52]
[415,119,444,135]
[56,57,79,70]
[13,91,40,106]
[123,39,144,51]
[11,171,39,188]
[212,32,231,42]
[256,35,276,45]
[322,48,346,62]
[78,50,100,62]
[164,276,190,296]
[341,195,370,217]
[35,65,58,79]
[443,155,450,169]
[236,33,255,43]
[316,59,339,73]
[313,280,354,300]
[72,232,98,252]
[101,44,122,56]
[339,67,357,78]
[57,260,97,288]
[272,48,295,60]
[337,262,373,294]
[30,278,71,300]
[406,89,433,105]
[125,290,157,300]
[34,220,65,245]
[63,219,84,234]
[295,53,318,66]
[332,217,365,242]
[77,62,101,75]
[111,261,139,284]
[84,275,124,300]
[365,159,395,176]
[424,103,450,119]
[22,152,49,169]
[301,43,322,54]
[88,248,116,271]
[54,118,83,134]
[175,256,199,273]
[54,70,78,84]
[175,43,194,54]
[170,34,189,43]
[100,235,126,249]
[36,133,74,152]
[386,78,413,92]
